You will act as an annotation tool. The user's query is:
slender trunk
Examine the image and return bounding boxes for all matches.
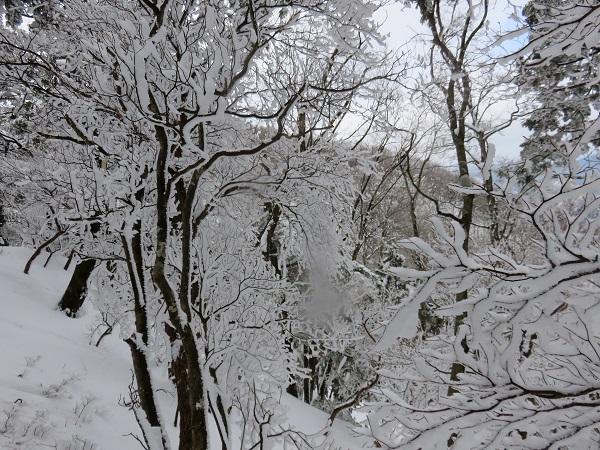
[318,358,332,401]
[64,249,75,270]
[122,229,169,450]
[308,355,318,404]
[208,367,229,450]
[303,360,311,403]
[477,134,501,246]
[298,111,306,153]
[125,338,163,429]
[485,178,500,245]
[0,205,6,246]
[24,228,65,274]
[448,192,474,392]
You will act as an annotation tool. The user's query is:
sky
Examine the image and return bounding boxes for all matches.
[373,0,530,161]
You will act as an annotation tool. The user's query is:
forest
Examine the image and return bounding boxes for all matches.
[0,0,599,448]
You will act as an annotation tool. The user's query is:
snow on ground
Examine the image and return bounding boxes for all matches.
[0,247,138,449]
[277,394,376,449]
[0,247,374,450]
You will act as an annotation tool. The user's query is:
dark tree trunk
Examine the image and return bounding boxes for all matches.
[286,380,299,398]
[57,258,96,317]
[169,342,194,449]
[152,119,209,450]
[166,324,208,450]
[23,228,65,274]
[0,205,6,246]
[302,349,319,404]
[181,328,208,450]
[318,358,332,401]
[122,229,169,450]
[208,367,229,450]
[125,338,163,427]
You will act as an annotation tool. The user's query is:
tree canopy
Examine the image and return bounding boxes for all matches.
[1,0,599,449]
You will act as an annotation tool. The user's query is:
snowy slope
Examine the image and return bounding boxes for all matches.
[0,247,138,449]
[0,247,374,450]
[277,394,375,449]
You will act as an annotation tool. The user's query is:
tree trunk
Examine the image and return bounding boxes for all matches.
[57,258,96,317]
[166,324,208,450]
[123,230,169,450]
[286,380,299,398]
[126,338,163,426]
[207,367,229,450]
[0,205,6,246]
[23,228,65,274]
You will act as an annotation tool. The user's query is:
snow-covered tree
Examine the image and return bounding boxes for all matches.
[398,0,522,392]
[0,1,391,448]
[515,0,600,175]
[363,2,600,448]
[367,148,600,449]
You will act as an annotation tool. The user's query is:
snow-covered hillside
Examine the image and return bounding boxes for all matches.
[0,247,372,450]
[0,247,138,449]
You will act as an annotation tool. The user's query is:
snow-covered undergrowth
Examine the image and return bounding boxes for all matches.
[0,247,137,449]
[0,247,370,450]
